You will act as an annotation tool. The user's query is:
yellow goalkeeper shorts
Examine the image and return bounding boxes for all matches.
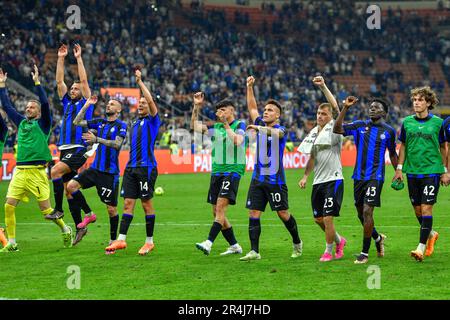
[6,166,50,202]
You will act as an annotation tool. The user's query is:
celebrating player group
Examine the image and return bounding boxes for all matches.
[0,44,449,265]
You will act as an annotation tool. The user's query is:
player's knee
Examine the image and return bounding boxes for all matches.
[277,210,290,221]
[249,210,261,219]
[106,206,117,217]
[66,181,78,194]
[314,217,323,225]
[50,164,65,179]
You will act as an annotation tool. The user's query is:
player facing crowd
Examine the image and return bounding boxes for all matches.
[0,66,73,252]
[298,76,347,262]
[240,76,303,261]
[105,69,161,255]
[45,44,94,246]
[67,94,127,252]
[334,96,398,264]
[191,93,245,256]
[394,87,448,262]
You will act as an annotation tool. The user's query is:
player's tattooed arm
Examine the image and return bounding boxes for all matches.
[82,130,124,150]
[136,69,158,116]
[190,92,208,134]
[74,96,97,127]
[97,135,124,150]
[246,76,260,123]
[74,44,91,99]
[333,96,358,134]
[313,76,340,115]
[56,44,68,98]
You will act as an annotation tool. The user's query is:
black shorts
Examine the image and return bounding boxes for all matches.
[207,173,241,205]
[245,180,289,212]
[354,180,384,207]
[121,167,158,200]
[311,179,344,218]
[407,175,441,206]
[73,167,120,206]
[60,147,88,182]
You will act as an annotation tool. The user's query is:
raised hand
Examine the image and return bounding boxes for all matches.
[31,64,40,83]
[312,76,325,87]
[58,44,68,58]
[73,43,82,59]
[135,69,142,83]
[246,76,255,87]
[0,68,7,84]
[87,95,98,105]
[193,92,205,107]
[343,96,358,108]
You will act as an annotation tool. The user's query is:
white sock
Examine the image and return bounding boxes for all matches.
[375,235,381,242]
[205,240,213,248]
[9,238,16,245]
[325,243,333,254]
[86,212,93,217]
[62,225,70,233]
[335,232,341,244]
[118,234,127,241]
[417,243,426,253]
[146,237,153,244]
[429,230,437,238]
[232,243,240,248]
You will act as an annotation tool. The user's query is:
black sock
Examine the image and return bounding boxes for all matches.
[416,215,423,225]
[359,215,380,241]
[283,215,301,244]
[372,227,380,241]
[67,198,82,230]
[52,178,64,212]
[119,213,133,235]
[145,214,156,238]
[110,215,119,241]
[362,237,371,254]
[207,221,223,243]
[222,227,237,246]
[71,190,92,214]
[249,218,261,253]
[420,216,433,245]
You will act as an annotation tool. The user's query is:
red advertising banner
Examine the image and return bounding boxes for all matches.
[100,87,141,111]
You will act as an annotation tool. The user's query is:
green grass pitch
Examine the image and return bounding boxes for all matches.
[0,167,449,300]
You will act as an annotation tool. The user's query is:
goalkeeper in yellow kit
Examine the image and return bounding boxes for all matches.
[0,65,73,252]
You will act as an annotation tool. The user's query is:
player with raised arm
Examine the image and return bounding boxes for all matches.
[443,116,450,186]
[68,95,127,252]
[240,76,302,261]
[334,96,398,264]
[45,44,95,246]
[393,87,446,262]
[105,69,161,255]
[191,92,245,256]
[0,66,73,252]
[298,76,346,262]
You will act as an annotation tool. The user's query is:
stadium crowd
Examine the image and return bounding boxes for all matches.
[0,0,449,150]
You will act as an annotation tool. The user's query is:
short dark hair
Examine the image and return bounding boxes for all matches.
[215,99,235,110]
[266,99,282,113]
[370,97,390,113]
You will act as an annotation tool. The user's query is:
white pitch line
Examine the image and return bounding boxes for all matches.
[13,222,450,229]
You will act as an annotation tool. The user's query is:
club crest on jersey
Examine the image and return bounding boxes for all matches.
[140,120,145,126]
[110,127,116,133]
[380,133,386,140]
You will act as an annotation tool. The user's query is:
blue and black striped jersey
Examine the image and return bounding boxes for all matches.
[252,117,287,185]
[343,120,396,181]
[127,114,161,168]
[59,94,94,147]
[88,118,127,174]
